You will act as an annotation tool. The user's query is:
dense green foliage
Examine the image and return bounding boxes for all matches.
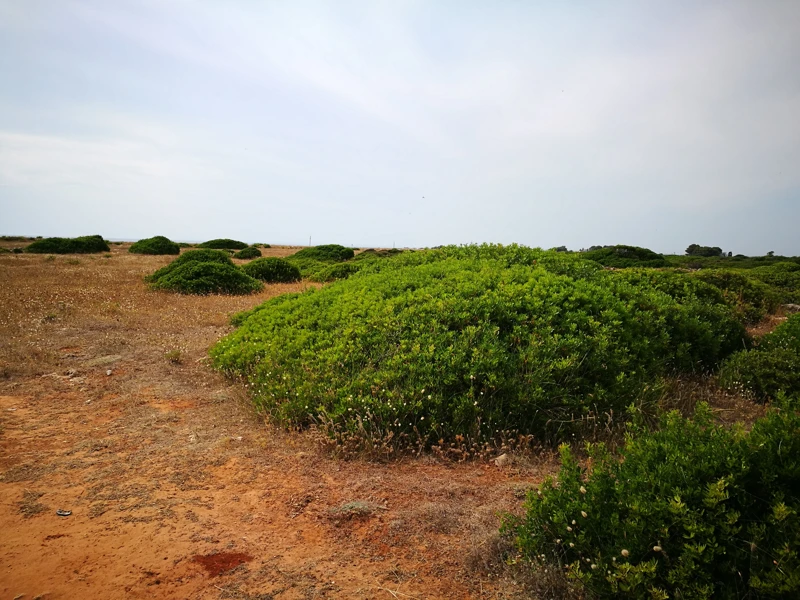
[720,314,800,401]
[241,257,301,283]
[149,261,262,295]
[198,238,249,250]
[145,249,233,283]
[582,245,667,268]
[233,246,262,260]
[290,244,354,262]
[211,246,744,447]
[507,401,800,599]
[128,235,180,255]
[691,270,781,324]
[685,243,724,257]
[308,262,363,282]
[664,254,800,270]
[25,235,110,254]
[746,263,800,303]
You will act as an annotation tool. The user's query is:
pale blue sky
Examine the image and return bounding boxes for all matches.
[1,1,798,254]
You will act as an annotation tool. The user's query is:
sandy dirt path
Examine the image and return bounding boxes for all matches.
[0,245,555,599]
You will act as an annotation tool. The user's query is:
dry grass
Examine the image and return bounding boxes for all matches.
[18,489,47,518]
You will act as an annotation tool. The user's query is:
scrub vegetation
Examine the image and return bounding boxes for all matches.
[128,235,180,255]
[210,241,800,598]
[24,234,110,254]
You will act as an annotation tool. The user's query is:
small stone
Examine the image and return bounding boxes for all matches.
[106,369,112,376]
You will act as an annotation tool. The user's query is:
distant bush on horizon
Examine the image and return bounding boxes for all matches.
[197,238,249,250]
[25,235,110,254]
[129,236,180,255]
[582,245,666,268]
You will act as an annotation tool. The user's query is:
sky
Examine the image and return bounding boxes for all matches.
[1,1,798,255]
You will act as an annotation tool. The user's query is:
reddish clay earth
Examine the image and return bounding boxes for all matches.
[0,244,558,600]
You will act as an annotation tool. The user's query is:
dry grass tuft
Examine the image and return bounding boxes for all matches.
[19,489,47,518]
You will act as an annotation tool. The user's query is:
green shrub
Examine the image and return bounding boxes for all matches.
[308,262,362,282]
[290,244,354,262]
[25,235,110,254]
[149,261,262,295]
[506,401,800,599]
[197,238,249,250]
[719,314,800,401]
[747,263,800,303]
[613,270,745,371]
[582,245,667,268]
[0,247,10,254]
[211,248,744,447]
[241,257,301,283]
[233,246,262,260]
[128,235,180,255]
[145,249,233,283]
[692,270,781,324]
[177,242,194,248]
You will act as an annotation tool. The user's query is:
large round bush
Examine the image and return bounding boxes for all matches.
[145,249,233,283]
[129,236,180,255]
[150,262,262,295]
[241,257,301,283]
[211,252,743,446]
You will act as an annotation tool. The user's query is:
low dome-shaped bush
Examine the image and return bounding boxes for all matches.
[129,236,180,255]
[25,235,110,254]
[582,245,666,268]
[241,257,301,283]
[150,261,262,295]
[212,247,743,447]
[198,238,249,250]
[290,244,354,262]
[145,249,233,283]
[233,246,262,260]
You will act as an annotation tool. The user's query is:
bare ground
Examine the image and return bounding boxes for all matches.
[0,245,558,600]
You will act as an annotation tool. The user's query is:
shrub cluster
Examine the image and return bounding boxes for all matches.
[691,270,781,324]
[128,235,180,255]
[146,249,262,295]
[233,246,262,260]
[211,246,744,448]
[582,245,667,269]
[241,257,301,283]
[197,238,249,250]
[308,262,362,282]
[747,262,800,303]
[719,314,800,401]
[25,235,110,254]
[290,244,354,262]
[506,401,800,599]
